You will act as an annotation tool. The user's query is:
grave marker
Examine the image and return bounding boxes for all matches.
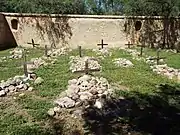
[149,49,166,65]
[23,49,28,77]
[44,45,48,57]
[125,41,134,49]
[137,44,146,56]
[78,46,82,57]
[97,39,108,49]
[27,39,40,48]
[74,59,100,74]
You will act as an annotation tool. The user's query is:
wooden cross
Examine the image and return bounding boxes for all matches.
[27,39,40,48]
[149,49,166,65]
[23,49,28,77]
[44,45,48,57]
[78,46,82,57]
[137,44,146,56]
[125,41,134,49]
[97,39,108,49]
[73,59,100,74]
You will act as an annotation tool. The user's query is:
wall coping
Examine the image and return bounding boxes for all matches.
[1,12,180,19]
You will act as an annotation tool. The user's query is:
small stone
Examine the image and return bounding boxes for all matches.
[23,84,28,90]
[71,94,79,101]
[47,108,55,116]
[34,77,44,85]
[89,88,98,95]
[28,87,33,91]
[16,84,24,89]
[53,107,61,113]
[94,100,103,109]
[19,93,25,97]
[0,90,6,97]
[4,88,9,93]
[68,79,78,85]
[8,85,15,92]
[79,92,93,101]
[75,101,83,107]
[97,90,103,94]
[54,97,75,108]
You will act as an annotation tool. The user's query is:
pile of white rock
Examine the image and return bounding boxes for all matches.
[47,47,70,57]
[146,56,164,65]
[0,73,36,97]
[9,48,23,59]
[150,64,180,80]
[48,75,113,117]
[125,49,140,57]
[27,57,47,71]
[92,48,112,58]
[0,48,24,62]
[124,49,144,61]
[113,58,134,67]
[69,56,101,73]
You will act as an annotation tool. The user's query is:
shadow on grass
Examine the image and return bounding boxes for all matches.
[82,84,180,135]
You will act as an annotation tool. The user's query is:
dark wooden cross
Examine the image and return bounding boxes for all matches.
[78,46,82,57]
[27,39,40,48]
[23,49,28,77]
[44,45,48,57]
[125,41,134,49]
[137,44,146,56]
[73,59,100,74]
[149,49,166,65]
[97,39,108,49]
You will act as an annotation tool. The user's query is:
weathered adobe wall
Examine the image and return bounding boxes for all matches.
[3,13,179,50]
[3,13,129,49]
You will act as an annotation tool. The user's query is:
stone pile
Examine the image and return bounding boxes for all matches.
[0,73,36,97]
[150,64,180,80]
[69,56,101,73]
[92,48,112,58]
[9,48,23,59]
[27,57,47,71]
[113,58,134,67]
[146,56,164,65]
[0,48,24,62]
[124,49,144,61]
[50,75,113,117]
[47,47,70,57]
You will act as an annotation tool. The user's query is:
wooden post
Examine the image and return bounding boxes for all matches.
[97,39,108,49]
[125,41,134,49]
[84,60,89,74]
[157,49,160,65]
[148,49,166,65]
[137,44,146,56]
[45,45,48,57]
[23,49,28,77]
[27,39,40,48]
[78,46,82,57]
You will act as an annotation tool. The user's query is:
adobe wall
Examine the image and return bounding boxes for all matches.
[2,13,129,49]
[2,13,177,50]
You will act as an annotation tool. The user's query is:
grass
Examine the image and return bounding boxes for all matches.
[0,47,44,81]
[0,47,179,135]
[136,47,180,69]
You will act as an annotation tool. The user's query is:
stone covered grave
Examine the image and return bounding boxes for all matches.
[0,72,39,97]
[150,64,180,80]
[49,74,114,118]
[0,48,24,62]
[69,56,101,73]
[47,47,70,57]
[113,58,134,67]
[92,48,112,58]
